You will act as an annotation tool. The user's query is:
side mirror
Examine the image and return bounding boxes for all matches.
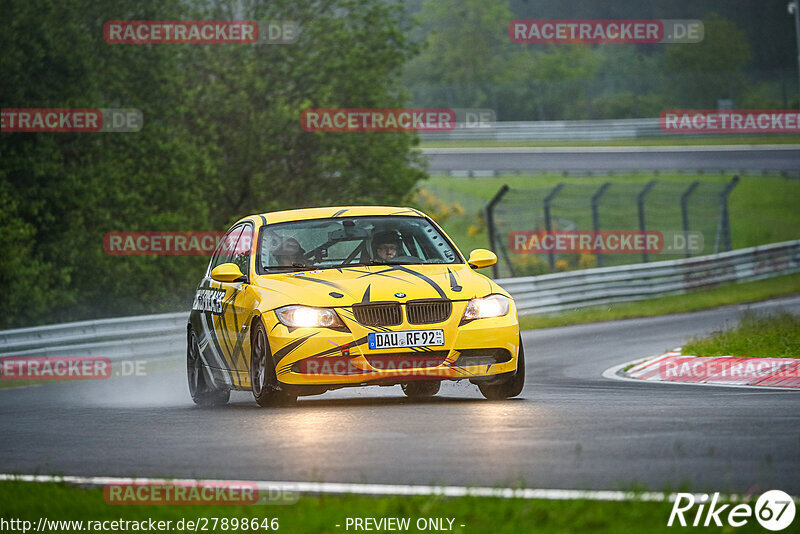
[210,263,247,283]
[467,249,497,269]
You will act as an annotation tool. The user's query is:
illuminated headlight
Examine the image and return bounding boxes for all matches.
[276,305,344,328]
[462,294,510,321]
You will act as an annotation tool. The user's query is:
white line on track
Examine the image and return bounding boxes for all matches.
[420,144,800,154]
[4,474,790,503]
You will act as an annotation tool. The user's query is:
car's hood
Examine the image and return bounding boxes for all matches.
[253,263,505,308]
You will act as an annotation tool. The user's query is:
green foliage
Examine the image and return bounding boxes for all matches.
[0,0,424,328]
[665,13,752,76]
[404,0,518,111]
[404,5,785,119]
[664,13,753,108]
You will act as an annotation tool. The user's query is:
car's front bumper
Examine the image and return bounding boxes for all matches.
[264,300,520,387]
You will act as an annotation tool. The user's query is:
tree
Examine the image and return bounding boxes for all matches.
[664,14,752,107]
[0,0,425,328]
[403,0,517,110]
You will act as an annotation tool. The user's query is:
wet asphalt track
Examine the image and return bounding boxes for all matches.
[422,146,800,173]
[1,296,798,494]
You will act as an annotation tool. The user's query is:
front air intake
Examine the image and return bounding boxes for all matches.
[352,302,402,326]
[406,299,452,324]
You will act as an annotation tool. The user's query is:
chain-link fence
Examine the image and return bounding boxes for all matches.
[486,178,739,278]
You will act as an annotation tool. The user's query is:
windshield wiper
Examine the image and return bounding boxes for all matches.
[366,259,416,266]
[264,263,316,271]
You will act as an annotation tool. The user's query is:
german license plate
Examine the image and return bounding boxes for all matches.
[368,329,445,349]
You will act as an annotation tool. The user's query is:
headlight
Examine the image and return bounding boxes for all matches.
[462,294,510,321]
[275,305,344,328]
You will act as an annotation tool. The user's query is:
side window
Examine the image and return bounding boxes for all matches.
[208,225,245,274]
[231,225,253,276]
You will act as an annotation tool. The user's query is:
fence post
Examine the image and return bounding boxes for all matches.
[486,184,510,278]
[544,183,565,270]
[591,182,612,267]
[637,180,658,263]
[719,176,740,252]
[680,181,700,258]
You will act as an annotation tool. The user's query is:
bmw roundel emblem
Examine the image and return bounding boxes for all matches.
[394,292,406,298]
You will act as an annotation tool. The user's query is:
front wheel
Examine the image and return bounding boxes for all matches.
[401,380,441,398]
[187,331,230,406]
[251,320,297,407]
[478,339,525,400]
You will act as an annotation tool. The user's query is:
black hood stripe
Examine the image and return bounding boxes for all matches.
[389,265,447,299]
[290,275,343,290]
[447,267,463,292]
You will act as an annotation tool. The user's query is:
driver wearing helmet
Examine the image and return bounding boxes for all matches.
[273,237,306,266]
[372,230,402,261]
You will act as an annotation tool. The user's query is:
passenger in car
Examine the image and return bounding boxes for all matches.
[273,237,306,266]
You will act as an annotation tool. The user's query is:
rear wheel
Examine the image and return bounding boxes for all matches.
[251,320,297,407]
[478,339,525,400]
[401,380,441,398]
[187,331,230,406]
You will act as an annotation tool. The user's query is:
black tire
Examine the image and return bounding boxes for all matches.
[401,380,441,398]
[251,320,297,407]
[478,339,525,400]
[187,331,230,406]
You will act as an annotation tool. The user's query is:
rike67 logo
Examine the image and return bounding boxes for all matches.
[668,490,795,530]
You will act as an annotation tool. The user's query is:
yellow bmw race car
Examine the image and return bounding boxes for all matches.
[187,206,524,407]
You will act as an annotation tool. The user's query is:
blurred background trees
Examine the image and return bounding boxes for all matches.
[1,0,424,327]
[1,0,795,327]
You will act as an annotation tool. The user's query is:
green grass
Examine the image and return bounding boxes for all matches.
[682,311,800,358]
[0,480,773,534]
[420,136,800,149]
[518,273,800,330]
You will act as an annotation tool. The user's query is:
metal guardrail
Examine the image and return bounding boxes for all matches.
[0,312,187,360]
[503,240,800,315]
[0,240,797,360]
[422,118,663,142]
[420,118,792,142]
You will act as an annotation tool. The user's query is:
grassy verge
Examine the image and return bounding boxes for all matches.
[0,480,771,534]
[518,273,800,330]
[419,136,800,149]
[682,312,800,358]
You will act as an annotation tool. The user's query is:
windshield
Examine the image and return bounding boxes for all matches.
[258,216,462,272]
